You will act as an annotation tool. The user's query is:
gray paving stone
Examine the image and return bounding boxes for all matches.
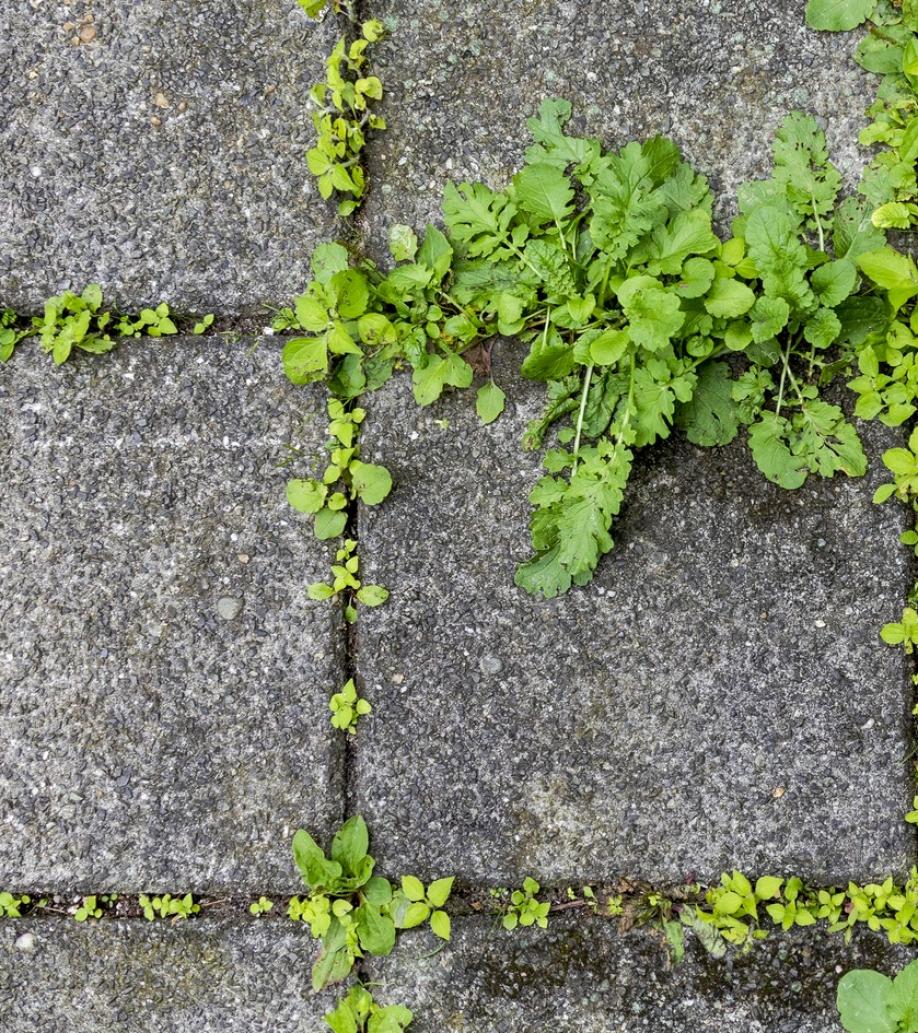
[0,0,337,315]
[367,915,913,1033]
[360,0,872,257]
[354,347,914,885]
[0,916,330,1032]
[0,338,343,891]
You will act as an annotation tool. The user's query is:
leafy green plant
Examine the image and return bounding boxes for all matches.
[308,538,389,623]
[501,877,550,931]
[73,894,117,922]
[838,957,918,1032]
[0,285,180,364]
[693,872,787,946]
[388,875,454,941]
[249,896,274,916]
[286,397,392,541]
[283,100,891,599]
[307,20,386,215]
[330,677,372,733]
[138,893,200,922]
[193,313,215,335]
[325,986,413,1033]
[0,892,32,918]
[289,816,453,991]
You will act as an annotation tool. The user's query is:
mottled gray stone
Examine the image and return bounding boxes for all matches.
[361,0,872,256]
[0,917,330,1032]
[354,347,914,885]
[0,0,337,314]
[0,338,343,891]
[368,915,914,1033]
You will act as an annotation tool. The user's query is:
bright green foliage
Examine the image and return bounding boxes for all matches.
[249,896,274,916]
[692,871,782,947]
[308,538,389,623]
[388,875,454,941]
[501,877,550,931]
[810,2,918,233]
[138,893,200,922]
[806,0,877,32]
[74,894,117,922]
[0,285,178,364]
[691,869,918,950]
[286,398,392,540]
[330,677,372,733]
[193,313,215,335]
[289,816,453,991]
[307,20,386,216]
[0,892,32,918]
[283,100,889,597]
[325,986,413,1033]
[837,958,918,1033]
[880,606,918,651]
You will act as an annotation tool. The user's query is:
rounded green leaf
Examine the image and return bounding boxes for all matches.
[836,969,896,1033]
[314,508,349,541]
[401,875,426,902]
[351,460,393,506]
[287,478,327,514]
[430,909,451,941]
[476,381,506,425]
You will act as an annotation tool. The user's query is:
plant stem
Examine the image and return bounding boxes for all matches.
[572,363,594,472]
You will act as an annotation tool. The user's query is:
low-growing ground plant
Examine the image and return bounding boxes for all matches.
[289,816,453,990]
[838,957,918,1032]
[330,678,372,733]
[324,985,413,1033]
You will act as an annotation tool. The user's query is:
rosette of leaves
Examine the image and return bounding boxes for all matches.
[722,112,881,493]
[290,817,453,991]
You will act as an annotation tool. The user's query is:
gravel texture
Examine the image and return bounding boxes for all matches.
[0,338,343,892]
[368,915,914,1033]
[359,0,872,258]
[0,916,331,1032]
[0,0,338,315]
[354,347,914,885]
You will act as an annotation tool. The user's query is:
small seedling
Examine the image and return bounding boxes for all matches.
[73,894,117,922]
[193,313,215,335]
[502,877,549,931]
[0,892,31,918]
[330,677,372,733]
[308,538,389,623]
[138,893,200,922]
[249,896,274,916]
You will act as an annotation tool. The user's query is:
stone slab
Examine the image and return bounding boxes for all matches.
[353,347,914,885]
[0,0,338,315]
[367,915,914,1033]
[0,916,330,1032]
[0,338,343,891]
[360,0,872,256]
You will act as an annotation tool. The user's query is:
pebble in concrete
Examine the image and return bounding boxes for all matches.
[0,0,339,314]
[0,338,344,892]
[354,348,913,885]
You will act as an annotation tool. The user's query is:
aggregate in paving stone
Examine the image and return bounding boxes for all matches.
[360,0,873,258]
[0,338,343,891]
[354,346,914,885]
[0,917,330,1032]
[367,915,914,1033]
[0,0,338,315]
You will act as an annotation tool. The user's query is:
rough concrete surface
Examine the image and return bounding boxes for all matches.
[0,338,343,891]
[0,917,331,1032]
[0,0,338,315]
[368,915,914,1033]
[360,0,872,258]
[354,347,914,885]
